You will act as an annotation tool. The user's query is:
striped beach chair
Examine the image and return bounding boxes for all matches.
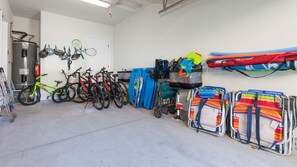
[230,89,296,155]
[188,86,228,136]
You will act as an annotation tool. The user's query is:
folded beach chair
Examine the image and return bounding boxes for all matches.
[288,96,297,151]
[230,89,295,155]
[188,86,228,136]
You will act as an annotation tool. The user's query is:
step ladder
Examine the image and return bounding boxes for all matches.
[0,67,16,122]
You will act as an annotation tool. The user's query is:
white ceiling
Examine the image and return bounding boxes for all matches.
[9,0,156,25]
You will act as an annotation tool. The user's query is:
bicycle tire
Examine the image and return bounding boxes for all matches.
[57,86,76,102]
[110,83,124,108]
[64,86,76,101]
[91,83,104,110]
[17,86,40,106]
[98,83,110,108]
[52,87,66,103]
[69,83,86,103]
[78,82,89,101]
[118,81,129,105]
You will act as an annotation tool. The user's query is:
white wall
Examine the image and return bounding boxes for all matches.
[114,0,297,96]
[0,0,13,82]
[40,11,114,99]
[0,0,13,21]
[12,16,40,45]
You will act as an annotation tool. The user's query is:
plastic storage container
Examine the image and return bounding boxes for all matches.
[117,70,132,82]
[169,65,202,89]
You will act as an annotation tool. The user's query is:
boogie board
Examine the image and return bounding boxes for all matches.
[132,77,143,108]
[128,68,142,104]
[140,68,157,110]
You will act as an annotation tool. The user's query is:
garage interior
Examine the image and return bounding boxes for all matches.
[1,0,297,166]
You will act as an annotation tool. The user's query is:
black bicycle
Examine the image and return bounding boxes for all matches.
[96,68,124,108]
[71,68,104,110]
[51,68,80,103]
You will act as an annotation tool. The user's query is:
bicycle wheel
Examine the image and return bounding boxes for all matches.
[64,86,76,101]
[78,83,89,101]
[17,86,40,106]
[98,83,110,108]
[52,87,64,103]
[52,86,74,103]
[58,85,76,102]
[111,83,124,108]
[118,81,129,105]
[69,83,86,103]
[91,83,104,110]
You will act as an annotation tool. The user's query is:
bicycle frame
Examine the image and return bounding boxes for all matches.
[35,82,58,94]
[77,68,97,98]
[28,75,58,96]
[79,75,89,93]
[98,71,121,98]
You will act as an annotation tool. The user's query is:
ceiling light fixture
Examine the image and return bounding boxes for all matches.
[81,0,110,8]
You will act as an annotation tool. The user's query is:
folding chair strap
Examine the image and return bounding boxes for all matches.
[255,107,262,149]
[246,106,253,143]
[195,98,208,132]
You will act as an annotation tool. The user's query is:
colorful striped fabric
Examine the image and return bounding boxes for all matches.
[234,104,282,122]
[233,117,239,131]
[191,97,222,109]
[234,92,282,122]
[274,127,283,142]
[216,113,222,126]
[236,93,281,110]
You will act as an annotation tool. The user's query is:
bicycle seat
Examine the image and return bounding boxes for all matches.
[54,80,62,85]
[112,74,118,77]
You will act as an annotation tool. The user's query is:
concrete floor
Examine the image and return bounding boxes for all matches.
[0,101,296,167]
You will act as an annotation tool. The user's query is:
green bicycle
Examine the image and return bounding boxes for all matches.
[17,74,63,106]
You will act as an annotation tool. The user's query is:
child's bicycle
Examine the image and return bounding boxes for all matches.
[17,74,63,105]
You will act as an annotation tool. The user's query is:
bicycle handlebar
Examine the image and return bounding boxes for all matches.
[75,67,82,73]
[86,67,92,72]
[69,67,82,77]
[100,67,107,72]
[81,67,92,76]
